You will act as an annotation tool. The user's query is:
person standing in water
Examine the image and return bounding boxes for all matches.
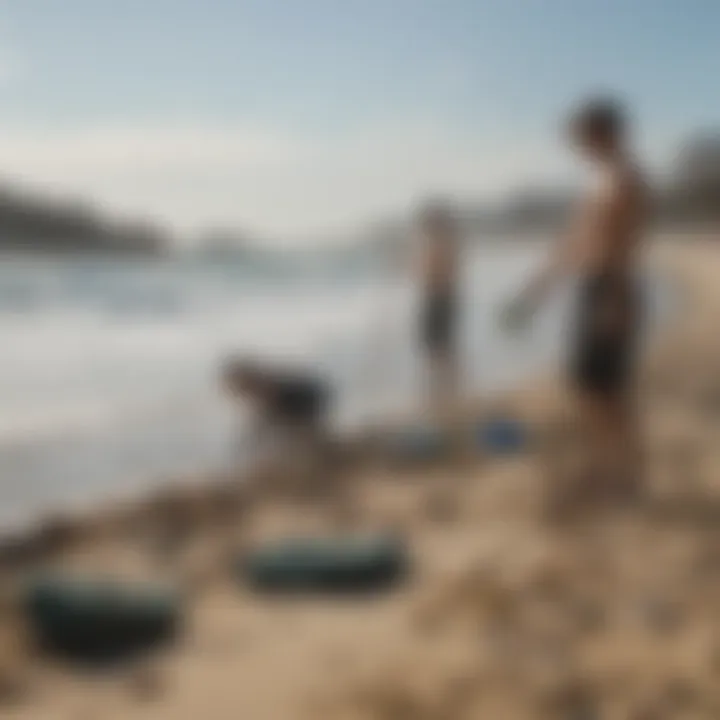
[414,200,461,416]
[504,98,647,506]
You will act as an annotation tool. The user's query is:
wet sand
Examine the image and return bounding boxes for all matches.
[2,234,720,719]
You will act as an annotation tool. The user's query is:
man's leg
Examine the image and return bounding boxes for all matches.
[574,388,643,502]
[422,291,459,421]
[570,274,643,504]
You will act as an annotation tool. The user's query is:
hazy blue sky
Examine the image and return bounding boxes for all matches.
[1,0,718,239]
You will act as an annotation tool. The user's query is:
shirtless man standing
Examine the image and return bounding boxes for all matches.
[415,200,461,415]
[505,98,647,504]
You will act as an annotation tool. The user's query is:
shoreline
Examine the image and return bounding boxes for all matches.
[0,233,693,563]
[1,233,719,718]
[0,233,681,541]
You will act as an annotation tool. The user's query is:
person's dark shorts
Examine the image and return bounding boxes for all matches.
[270,376,329,427]
[420,291,456,355]
[569,272,642,397]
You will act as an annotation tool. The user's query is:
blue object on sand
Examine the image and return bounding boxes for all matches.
[24,574,181,662]
[388,426,447,461]
[476,417,529,454]
[240,534,410,594]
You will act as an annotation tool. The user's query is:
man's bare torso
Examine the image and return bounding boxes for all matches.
[572,160,646,276]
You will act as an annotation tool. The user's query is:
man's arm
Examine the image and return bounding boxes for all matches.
[514,222,580,306]
[501,208,585,329]
[514,243,566,308]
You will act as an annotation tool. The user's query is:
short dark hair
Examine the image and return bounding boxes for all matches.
[570,97,626,142]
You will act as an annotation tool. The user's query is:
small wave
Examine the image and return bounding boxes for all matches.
[99,289,186,318]
[0,388,223,448]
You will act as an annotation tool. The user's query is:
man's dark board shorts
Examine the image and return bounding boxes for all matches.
[569,272,642,398]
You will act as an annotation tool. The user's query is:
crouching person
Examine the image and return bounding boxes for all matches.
[220,357,335,496]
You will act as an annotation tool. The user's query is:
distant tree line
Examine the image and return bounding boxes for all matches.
[459,131,720,236]
[653,131,720,225]
[0,184,169,257]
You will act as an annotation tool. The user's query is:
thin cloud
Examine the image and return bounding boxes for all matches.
[0,118,570,239]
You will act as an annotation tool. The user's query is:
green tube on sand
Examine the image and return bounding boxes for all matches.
[240,534,410,594]
[24,574,181,662]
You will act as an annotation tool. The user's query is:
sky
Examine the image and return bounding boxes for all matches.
[0,0,718,242]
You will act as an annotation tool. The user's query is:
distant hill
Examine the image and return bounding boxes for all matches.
[0,183,169,257]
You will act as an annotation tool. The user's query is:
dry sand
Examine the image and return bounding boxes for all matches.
[2,235,720,719]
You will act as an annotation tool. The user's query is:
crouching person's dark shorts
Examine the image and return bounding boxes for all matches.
[270,376,330,428]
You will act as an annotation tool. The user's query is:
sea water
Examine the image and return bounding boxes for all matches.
[0,241,668,528]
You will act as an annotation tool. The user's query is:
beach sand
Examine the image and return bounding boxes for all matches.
[2,234,720,719]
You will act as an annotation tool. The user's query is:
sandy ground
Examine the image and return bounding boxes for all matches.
[2,235,720,719]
